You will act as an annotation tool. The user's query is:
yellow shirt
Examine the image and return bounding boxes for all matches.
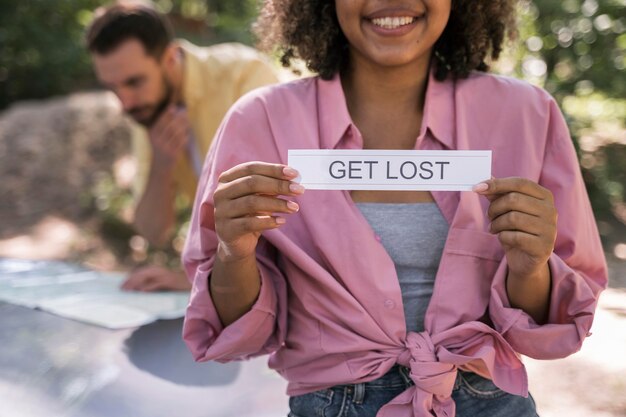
[132,40,281,202]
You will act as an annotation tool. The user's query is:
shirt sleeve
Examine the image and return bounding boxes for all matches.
[181,94,288,363]
[489,97,608,360]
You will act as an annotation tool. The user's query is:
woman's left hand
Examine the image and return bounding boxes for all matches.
[474,177,558,279]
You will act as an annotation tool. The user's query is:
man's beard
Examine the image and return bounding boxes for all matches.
[127,76,173,127]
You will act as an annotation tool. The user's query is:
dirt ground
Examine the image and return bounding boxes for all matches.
[1,93,625,416]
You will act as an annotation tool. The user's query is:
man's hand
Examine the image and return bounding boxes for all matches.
[121,265,191,292]
[148,105,189,170]
[133,105,189,247]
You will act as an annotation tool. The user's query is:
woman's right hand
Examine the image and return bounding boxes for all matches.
[213,162,304,263]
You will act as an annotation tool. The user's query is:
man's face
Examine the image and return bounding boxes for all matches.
[92,38,171,126]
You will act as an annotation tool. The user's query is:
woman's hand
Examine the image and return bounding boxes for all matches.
[474,177,556,323]
[213,162,304,263]
[474,177,557,279]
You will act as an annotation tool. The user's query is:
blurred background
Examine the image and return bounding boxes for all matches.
[0,0,267,272]
[0,1,624,416]
[0,0,624,280]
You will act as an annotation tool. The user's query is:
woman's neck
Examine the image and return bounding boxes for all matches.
[342,54,431,150]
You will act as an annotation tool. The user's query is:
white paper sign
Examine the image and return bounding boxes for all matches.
[288,150,491,191]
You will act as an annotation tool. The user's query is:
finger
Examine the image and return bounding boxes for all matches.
[217,215,285,241]
[487,192,549,220]
[138,270,190,292]
[497,231,551,257]
[121,265,168,289]
[159,117,189,147]
[217,195,299,219]
[139,280,169,292]
[164,110,189,135]
[217,174,305,201]
[473,177,551,201]
[490,210,549,236]
[121,277,137,290]
[151,108,188,148]
[151,105,177,133]
[121,273,153,291]
[219,162,299,183]
[162,124,189,154]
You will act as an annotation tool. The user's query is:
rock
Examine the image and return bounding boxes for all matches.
[0,91,133,237]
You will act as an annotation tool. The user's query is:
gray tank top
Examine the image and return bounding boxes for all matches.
[356,203,449,333]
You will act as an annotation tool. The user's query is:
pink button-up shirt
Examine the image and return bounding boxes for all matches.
[182,70,607,417]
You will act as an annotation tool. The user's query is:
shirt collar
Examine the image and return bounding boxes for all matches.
[422,69,455,150]
[317,74,353,150]
[317,68,456,150]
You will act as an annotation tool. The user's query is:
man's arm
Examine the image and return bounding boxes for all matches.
[133,105,189,247]
[133,160,178,247]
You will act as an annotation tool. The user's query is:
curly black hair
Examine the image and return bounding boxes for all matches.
[254,0,517,81]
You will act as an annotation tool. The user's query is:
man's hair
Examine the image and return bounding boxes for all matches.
[86,1,174,58]
[254,0,517,81]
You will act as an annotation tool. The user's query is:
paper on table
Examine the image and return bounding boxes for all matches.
[0,268,189,329]
[288,149,492,191]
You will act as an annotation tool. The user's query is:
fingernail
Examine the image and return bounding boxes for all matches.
[289,183,305,194]
[472,182,489,193]
[287,201,299,212]
[283,167,299,178]
[276,217,286,225]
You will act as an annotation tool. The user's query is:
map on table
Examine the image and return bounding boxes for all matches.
[0,259,189,329]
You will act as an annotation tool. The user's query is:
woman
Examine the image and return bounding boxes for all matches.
[182,1,607,416]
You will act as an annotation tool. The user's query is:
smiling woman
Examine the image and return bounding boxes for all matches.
[254,0,516,80]
[335,0,450,71]
[182,1,608,417]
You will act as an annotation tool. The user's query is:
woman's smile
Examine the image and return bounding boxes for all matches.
[337,1,450,69]
[367,15,421,36]
[364,6,425,37]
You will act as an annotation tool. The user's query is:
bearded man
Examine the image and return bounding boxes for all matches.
[87,1,280,291]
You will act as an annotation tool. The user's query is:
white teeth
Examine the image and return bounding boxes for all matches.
[371,16,415,29]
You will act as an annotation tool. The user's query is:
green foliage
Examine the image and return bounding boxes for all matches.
[514,0,626,243]
[515,0,625,100]
[0,0,259,110]
[0,0,623,250]
[3,0,621,109]
[154,0,258,44]
[0,0,102,108]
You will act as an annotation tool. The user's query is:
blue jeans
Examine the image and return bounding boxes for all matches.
[288,365,539,417]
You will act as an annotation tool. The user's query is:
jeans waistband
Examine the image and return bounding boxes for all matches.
[336,365,464,400]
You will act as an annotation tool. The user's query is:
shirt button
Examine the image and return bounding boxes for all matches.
[375,234,382,242]
[384,299,395,309]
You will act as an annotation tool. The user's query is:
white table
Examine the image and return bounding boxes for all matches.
[0,259,289,417]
